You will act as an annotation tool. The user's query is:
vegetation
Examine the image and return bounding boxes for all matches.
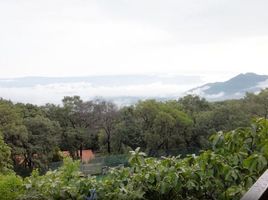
[2,90,268,172]
[0,135,13,174]
[1,89,268,198]
[1,118,268,199]
[0,174,24,200]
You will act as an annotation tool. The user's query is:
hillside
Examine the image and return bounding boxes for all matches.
[0,75,201,105]
[187,73,268,101]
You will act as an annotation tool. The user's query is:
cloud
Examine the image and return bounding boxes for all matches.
[187,85,210,96]
[257,78,268,88]
[0,81,200,105]
[1,0,268,79]
[205,92,225,99]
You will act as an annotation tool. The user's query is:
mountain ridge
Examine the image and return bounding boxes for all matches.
[0,72,268,105]
[187,72,268,101]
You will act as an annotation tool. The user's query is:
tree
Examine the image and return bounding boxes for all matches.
[114,107,145,152]
[178,95,210,120]
[50,96,99,158]
[134,100,193,155]
[244,89,268,119]
[0,101,28,168]
[209,100,250,132]
[97,100,119,154]
[23,116,60,170]
[0,134,12,174]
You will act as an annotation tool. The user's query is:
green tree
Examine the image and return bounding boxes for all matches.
[0,134,12,174]
[23,116,60,170]
[114,107,145,152]
[178,95,210,119]
[0,101,28,169]
[135,100,193,155]
[97,100,119,154]
[210,100,250,132]
[244,89,268,119]
[19,119,268,200]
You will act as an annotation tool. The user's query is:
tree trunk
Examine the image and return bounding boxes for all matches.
[107,134,111,154]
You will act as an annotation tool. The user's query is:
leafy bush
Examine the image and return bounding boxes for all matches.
[0,134,13,174]
[18,157,95,200]
[0,174,24,200]
[13,118,268,199]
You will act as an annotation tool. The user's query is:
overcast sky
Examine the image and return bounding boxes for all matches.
[1,0,268,81]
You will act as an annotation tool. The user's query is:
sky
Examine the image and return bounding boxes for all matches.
[1,0,268,80]
[1,0,268,104]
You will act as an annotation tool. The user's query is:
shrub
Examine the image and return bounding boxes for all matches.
[18,157,92,200]
[0,174,24,200]
[16,118,268,199]
[0,134,13,174]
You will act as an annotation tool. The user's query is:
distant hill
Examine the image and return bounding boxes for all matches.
[0,74,201,105]
[1,73,267,105]
[0,75,200,88]
[187,73,268,101]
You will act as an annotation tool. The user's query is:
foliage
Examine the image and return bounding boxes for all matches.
[0,101,28,165]
[18,157,90,200]
[0,100,62,174]
[0,174,24,200]
[119,100,193,155]
[23,115,61,170]
[0,134,13,174]
[11,118,268,199]
[2,90,268,189]
[244,88,268,119]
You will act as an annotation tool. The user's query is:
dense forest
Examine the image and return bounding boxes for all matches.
[1,89,268,199]
[1,89,268,173]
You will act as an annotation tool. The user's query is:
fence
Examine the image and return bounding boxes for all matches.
[241,169,268,200]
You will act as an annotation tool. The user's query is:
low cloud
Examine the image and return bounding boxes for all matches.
[0,81,200,105]
[257,79,268,88]
[205,92,225,99]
